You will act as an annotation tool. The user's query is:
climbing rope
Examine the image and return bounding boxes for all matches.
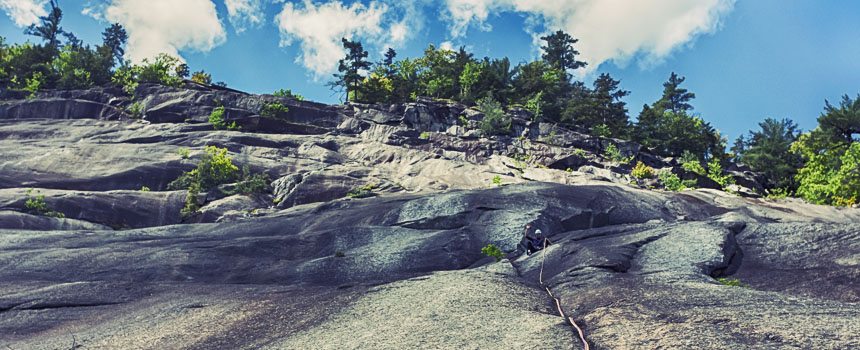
[539,238,590,350]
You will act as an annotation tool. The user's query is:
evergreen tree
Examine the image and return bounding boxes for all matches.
[587,73,630,137]
[634,72,723,160]
[540,30,586,74]
[736,118,802,190]
[101,23,128,67]
[24,0,64,52]
[656,72,695,115]
[329,38,372,102]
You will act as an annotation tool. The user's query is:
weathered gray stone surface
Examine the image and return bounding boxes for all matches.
[1,83,858,349]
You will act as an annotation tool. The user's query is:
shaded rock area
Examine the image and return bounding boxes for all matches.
[1,83,859,349]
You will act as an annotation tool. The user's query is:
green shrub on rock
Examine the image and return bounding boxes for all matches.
[481,244,504,262]
[24,189,65,218]
[233,166,270,195]
[631,161,655,179]
[261,102,289,119]
[477,94,510,136]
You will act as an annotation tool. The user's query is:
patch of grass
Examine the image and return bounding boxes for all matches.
[177,148,190,159]
[574,148,586,157]
[419,131,430,139]
[491,175,502,187]
[347,184,377,199]
[459,115,469,128]
[716,278,748,288]
[481,244,504,262]
[140,186,150,191]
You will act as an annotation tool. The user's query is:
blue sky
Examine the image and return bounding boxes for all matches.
[2,0,859,142]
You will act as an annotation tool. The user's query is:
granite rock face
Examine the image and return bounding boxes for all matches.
[1,83,858,349]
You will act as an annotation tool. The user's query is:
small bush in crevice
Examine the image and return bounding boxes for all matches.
[209,106,225,130]
[24,189,65,218]
[261,102,290,119]
[169,146,238,217]
[604,143,631,164]
[334,251,346,258]
[347,184,377,199]
[631,161,655,179]
[232,166,271,195]
[481,244,504,262]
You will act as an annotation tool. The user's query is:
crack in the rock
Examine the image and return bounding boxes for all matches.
[15,301,123,311]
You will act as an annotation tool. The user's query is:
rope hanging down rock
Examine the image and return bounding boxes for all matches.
[539,238,590,350]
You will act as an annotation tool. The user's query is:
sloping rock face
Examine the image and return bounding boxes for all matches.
[1,83,858,349]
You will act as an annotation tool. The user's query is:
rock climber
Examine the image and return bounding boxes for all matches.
[519,223,551,255]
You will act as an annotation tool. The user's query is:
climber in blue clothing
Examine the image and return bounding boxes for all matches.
[519,223,551,255]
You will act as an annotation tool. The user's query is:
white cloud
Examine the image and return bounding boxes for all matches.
[439,41,455,51]
[86,0,227,63]
[225,0,265,34]
[275,0,389,78]
[443,0,737,75]
[0,0,47,27]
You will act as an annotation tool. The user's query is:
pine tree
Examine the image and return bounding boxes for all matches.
[24,0,64,53]
[101,23,128,67]
[540,30,586,74]
[329,38,372,103]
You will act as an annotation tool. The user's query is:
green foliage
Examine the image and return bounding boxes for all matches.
[169,146,239,217]
[177,148,190,159]
[459,115,469,128]
[329,38,372,102]
[659,171,686,191]
[540,30,586,73]
[419,131,430,139]
[180,183,201,217]
[347,184,376,199]
[459,60,484,103]
[735,118,802,190]
[112,64,138,95]
[604,143,631,163]
[707,158,735,188]
[140,186,150,191]
[24,71,44,99]
[631,161,654,179]
[137,53,184,87]
[273,88,305,101]
[168,146,238,191]
[680,151,706,175]
[792,95,860,206]
[190,70,211,84]
[477,94,510,136]
[357,69,394,103]
[633,73,725,160]
[716,278,748,288]
[481,244,504,262]
[492,175,502,187]
[525,91,544,122]
[209,106,225,130]
[24,188,65,218]
[590,124,611,138]
[261,102,289,119]
[233,166,270,195]
[574,148,586,157]
[127,101,142,119]
[766,187,792,199]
